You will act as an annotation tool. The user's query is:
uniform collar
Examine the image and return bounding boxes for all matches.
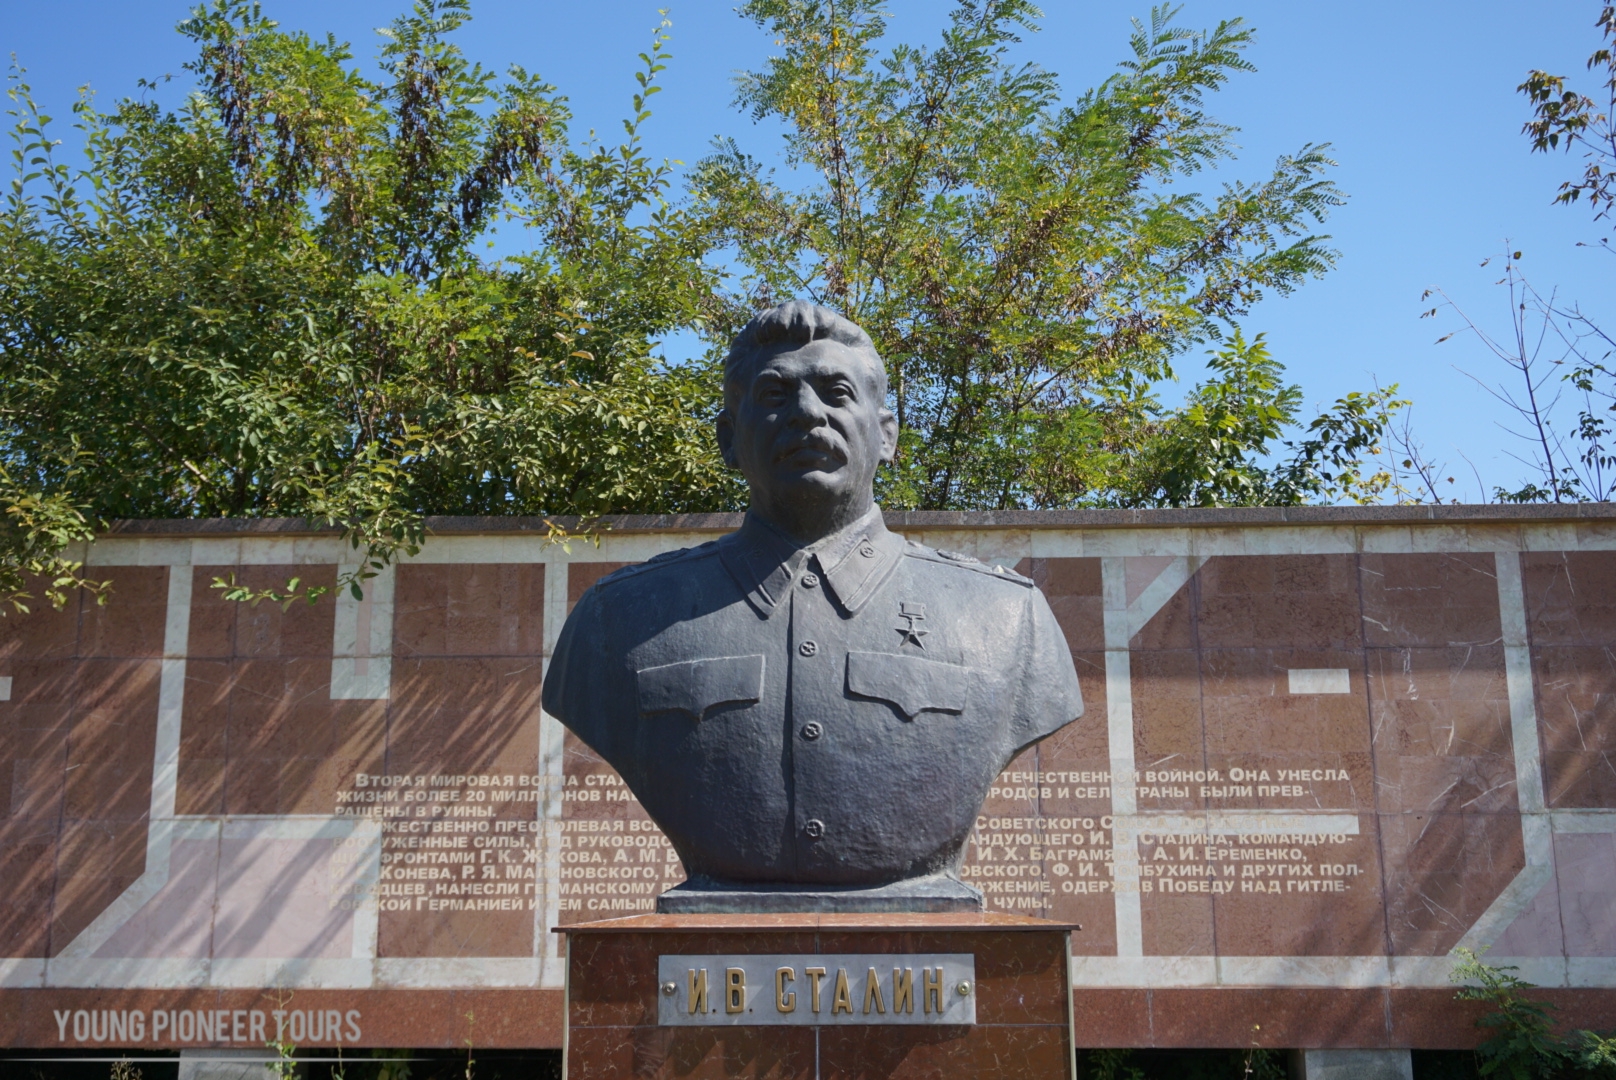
[720,504,904,617]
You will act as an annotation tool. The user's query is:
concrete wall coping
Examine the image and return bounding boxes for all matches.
[99,502,1616,538]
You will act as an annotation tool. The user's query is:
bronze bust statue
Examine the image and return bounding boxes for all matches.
[542,301,1084,912]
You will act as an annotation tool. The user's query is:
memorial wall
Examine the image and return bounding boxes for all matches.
[2,506,1615,1051]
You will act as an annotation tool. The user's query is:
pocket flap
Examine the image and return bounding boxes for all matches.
[846,651,968,721]
[637,655,765,720]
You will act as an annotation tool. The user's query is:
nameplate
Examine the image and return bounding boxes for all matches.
[655,954,975,1026]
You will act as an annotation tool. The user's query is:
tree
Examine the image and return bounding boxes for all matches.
[1,0,1404,614]
[1416,4,1616,505]
[690,0,1401,510]
[0,0,736,610]
[1450,948,1616,1079]
[1522,6,1616,241]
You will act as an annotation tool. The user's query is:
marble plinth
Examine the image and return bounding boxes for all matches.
[557,912,1078,1080]
[656,874,984,914]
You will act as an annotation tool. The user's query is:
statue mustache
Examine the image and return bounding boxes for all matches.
[774,432,847,464]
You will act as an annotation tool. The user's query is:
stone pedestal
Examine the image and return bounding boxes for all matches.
[557,912,1077,1080]
[1293,1049,1414,1080]
[176,1050,282,1080]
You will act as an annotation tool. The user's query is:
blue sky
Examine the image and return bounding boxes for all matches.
[7,1,1613,501]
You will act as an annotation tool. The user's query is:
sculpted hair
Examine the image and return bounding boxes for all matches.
[723,300,888,406]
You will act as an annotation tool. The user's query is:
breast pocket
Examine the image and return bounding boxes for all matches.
[845,652,970,721]
[637,655,765,721]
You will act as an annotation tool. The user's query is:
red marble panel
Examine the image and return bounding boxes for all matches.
[1207,822,1388,956]
[1379,811,1524,956]
[1359,553,1503,648]
[49,820,148,954]
[174,757,225,817]
[1530,644,1616,808]
[0,638,75,886]
[179,659,231,758]
[0,656,77,736]
[1071,987,1153,1047]
[818,1024,1071,1080]
[223,753,282,817]
[1521,550,1616,645]
[557,730,688,925]
[193,565,338,658]
[0,818,56,956]
[77,567,170,658]
[1139,836,1215,957]
[1366,646,1516,816]
[560,729,652,824]
[179,566,383,819]
[1021,557,1104,652]
[394,563,544,657]
[1393,988,1616,1047]
[175,659,230,816]
[222,658,341,759]
[187,566,239,658]
[970,748,1044,918]
[0,607,113,963]
[1038,650,1109,767]
[1035,650,1115,954]
[1147,987,1390,1048]
[388,657,541,775]
[381,648,542,957]
[1001,562,1105,931]
[2,725,67,822]
[65,659,161,821]
[0,987,566,1048]
[1131,568,1195,652]
[277,753,358,816]
[1544,749,1616,808]
[378,899,535,960]
[1139,818,1389,957]
[301,701,385,814]
[1195,555,1362,651]
[569,562,635,611]
[1386,988,1498,1048]
[0,575,81,660]
[568,1025,815,1079]
[1198,647,1371,811]
[1131,649,1203,813]
[208,655,386,817]
[0,659,73,825]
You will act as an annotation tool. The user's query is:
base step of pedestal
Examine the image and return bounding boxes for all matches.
[656,875,984,914]
[1294,1048,1414,1080]
[176,1050,281,1080]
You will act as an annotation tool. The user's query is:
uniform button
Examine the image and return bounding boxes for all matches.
[801,572,820,589]
[804,819,825,839]
[859,543,876,558]
[801,721,823,740]
[798,640,818,657]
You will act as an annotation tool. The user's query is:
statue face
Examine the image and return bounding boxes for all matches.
[717,339,897,516]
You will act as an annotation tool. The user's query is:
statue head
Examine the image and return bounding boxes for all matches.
[716,301,898,543]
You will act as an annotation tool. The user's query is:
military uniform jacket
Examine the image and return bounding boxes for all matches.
[542,506,1084,887]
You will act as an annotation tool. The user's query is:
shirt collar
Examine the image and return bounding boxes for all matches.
[719,504,904,617]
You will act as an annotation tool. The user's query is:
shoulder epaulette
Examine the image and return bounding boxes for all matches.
[901,542,1034,587]
[590,540,722,591]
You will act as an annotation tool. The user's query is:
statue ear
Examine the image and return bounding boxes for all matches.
[716,410,739,468]
[878,408,898,465]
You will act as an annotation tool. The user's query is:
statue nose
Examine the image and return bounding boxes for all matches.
[787,384,829,424]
